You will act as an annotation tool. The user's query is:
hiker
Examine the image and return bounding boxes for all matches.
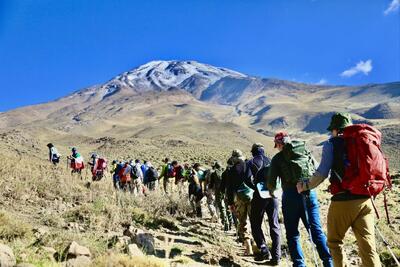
[174,162,186,192]
[220,160,237,231]
[130,159,144,195]
[88,153,98,180]
[141,161,149,185]
[267,132,333,267]
[47,143,60,165]
[225,149,254,255]
[89,154,107,181]
[159,158,176,193]
[297,113,387,267]
[119,161,132,192]
[188,163,205,217]
[247,143,281,264]
[145,162,158,191]
[68,147,85,174]
[110,160,121,190]
[204,165,218,222]
[207,161,228,226]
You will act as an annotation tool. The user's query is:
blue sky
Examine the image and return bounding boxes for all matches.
[0,0,399,111]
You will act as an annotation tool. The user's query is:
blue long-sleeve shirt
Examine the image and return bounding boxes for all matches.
[316,141,334,178]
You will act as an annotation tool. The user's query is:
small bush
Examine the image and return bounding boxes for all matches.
[131,207,178,231]
[0,211,32,241]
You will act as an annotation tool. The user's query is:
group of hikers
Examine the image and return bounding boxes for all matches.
[47,112,397,267]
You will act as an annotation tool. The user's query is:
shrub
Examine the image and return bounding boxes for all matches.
[0,211,32,241]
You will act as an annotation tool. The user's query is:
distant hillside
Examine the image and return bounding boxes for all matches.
[0,60,399,169]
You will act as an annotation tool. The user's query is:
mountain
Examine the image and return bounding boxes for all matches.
[0,60,399,168]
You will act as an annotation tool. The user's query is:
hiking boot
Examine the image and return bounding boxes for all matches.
[254,245,271,261]
[268,259,280,266]
[196,207,202,218]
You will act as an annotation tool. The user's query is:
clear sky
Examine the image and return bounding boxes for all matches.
[0,0,399,111]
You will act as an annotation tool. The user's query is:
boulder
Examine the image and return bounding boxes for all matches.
[65,241,91,259]
[0,244,16,267]
[127,244,144,257]
[135,230,155,254]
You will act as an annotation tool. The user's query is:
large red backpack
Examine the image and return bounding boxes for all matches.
[331,124,391,196]
[94,158,107,173]
[119,165,131,183]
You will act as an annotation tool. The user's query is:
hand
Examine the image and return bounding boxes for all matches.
[296,182,304,194]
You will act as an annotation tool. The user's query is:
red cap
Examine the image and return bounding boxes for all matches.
[274,131,289,148]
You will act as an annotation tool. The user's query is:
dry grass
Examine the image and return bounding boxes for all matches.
[0,211,32,242]
[91,253,168,267]
[0,142,399,266]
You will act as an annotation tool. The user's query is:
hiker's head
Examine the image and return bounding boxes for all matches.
[212,161,221,170]
[135,159,140,164]
[47,143,53,148]
[274,132,290,151]
[193,163,201,171]
[71,147,77,153]
[327,112,353,136]
[112,160,117,164]
[143,160,147,165]
[251,143,265,156]
[164,158,169,163]
[91,153,98,159]
[124,161,129,166]
[230,149,245,165]
[172,160,178,167]
[129,160,134,165]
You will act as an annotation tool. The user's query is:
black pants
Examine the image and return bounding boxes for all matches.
[250,192,281,261]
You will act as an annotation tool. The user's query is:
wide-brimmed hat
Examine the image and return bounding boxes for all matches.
[327,112,353,131]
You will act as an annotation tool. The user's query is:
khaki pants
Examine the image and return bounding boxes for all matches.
[327,198,381,267]
[235,196,252,242]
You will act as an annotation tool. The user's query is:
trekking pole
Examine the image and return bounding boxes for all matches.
[301,192,319,267]
[375,226,400,266]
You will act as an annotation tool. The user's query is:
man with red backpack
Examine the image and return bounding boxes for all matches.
[119,161,133,192]
[89,154,107,181]
[297,112,390,267]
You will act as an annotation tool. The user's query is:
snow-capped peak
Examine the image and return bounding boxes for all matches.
[112,60,248,92]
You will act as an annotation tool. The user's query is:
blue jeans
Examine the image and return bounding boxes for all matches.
[282,188,332,267]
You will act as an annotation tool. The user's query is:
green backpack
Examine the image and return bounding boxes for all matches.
[282,140,317,184]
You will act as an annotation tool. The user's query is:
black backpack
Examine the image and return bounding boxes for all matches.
[131,165,141,179]
[209,169,223,191]
[147,167,158,182]
[249,156,270,185]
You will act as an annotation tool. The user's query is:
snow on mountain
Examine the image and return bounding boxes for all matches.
[109,60,248,96]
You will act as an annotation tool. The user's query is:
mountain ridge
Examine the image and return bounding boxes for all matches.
[1,60,399,137]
